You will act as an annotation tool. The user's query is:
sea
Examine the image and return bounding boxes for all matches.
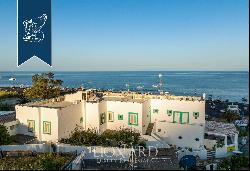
[0,71,248,102]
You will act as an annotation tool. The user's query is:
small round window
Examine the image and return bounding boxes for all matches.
[195,138,199,141]
[178,136,182,139]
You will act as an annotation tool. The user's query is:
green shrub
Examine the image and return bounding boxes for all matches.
[0,125,12,145]
[236,126,248,137]
[0,153,73,170]
[219,154,249,170]
[0,103,15,111]
[0,91,19,100]
[60,128,141,147]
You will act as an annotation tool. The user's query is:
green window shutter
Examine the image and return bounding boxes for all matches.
[173,111,181,123]
[118,114,123,120]
[128,112,138,126]
[181,112,189,124]
[167,110,172,116]
[153,109,159,113]
[193,112,199,119]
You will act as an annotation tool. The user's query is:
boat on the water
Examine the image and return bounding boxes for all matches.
[152,84,158,88]
[9,77,16,81]
[137,85,144,90]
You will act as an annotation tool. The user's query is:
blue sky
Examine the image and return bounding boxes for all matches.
[0,0,249,71]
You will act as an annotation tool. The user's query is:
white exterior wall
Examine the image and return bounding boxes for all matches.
[149,99,205,150]
[64,91,84,102]
[105,101,143,133]
[15,91,206,148]
[85,102,100,132]
[15,105,40,137]
[150,99,205,124]
[142,100,151,134]
[58,102,83,140]
[40,108,59,142]
[155,122,205,150]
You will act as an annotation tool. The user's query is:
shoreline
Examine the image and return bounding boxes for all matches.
[0,86,249,104]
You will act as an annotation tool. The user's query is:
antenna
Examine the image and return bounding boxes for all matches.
[137,84,144,93]
[158,73,163,94]
[125,83,130,92]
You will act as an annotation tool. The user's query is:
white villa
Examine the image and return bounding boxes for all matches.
[14,89,239,159]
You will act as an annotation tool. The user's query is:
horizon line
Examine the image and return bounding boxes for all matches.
[0,70,249,72]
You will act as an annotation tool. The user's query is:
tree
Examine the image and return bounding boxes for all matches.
[236,126,248,137]
[24,72,63,100]
[0,125,12,145]
[219,154,249,170]
[220,111,240,123]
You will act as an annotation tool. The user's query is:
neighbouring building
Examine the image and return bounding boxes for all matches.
[204,121,239,158]
[0,111,18,136]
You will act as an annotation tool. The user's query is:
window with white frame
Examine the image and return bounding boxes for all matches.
[43,121,51,134]
[27,120,35,132]
[100,113,106,125]
[193,112,199,119]
[108,111,114,122]
[153,109,159,113]
[167,110,172,116]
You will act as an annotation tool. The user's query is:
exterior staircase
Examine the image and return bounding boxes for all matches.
[151,133,170,148]
[145,123,154,135]
[207,150,216,159]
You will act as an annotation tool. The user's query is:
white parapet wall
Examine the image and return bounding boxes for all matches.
[0,143,48,153]
[155,122,205,150]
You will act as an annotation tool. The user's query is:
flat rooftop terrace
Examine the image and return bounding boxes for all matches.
[23,101,74,109]
[103,91,203,101]
[103,96,146,103]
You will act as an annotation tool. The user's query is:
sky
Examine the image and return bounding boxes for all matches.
[0,0,249,71]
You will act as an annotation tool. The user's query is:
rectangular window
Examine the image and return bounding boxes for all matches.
[43,121,51,134]
[153,109,159,113]
[173,111,181,123]
[118,114,123,120]
[167,110,172,116]
[100,113,106,125]
[10,125,16,130]
[128,112,138,126]
[193,112,199,119]
[108,111,114,122]
[181,112,189,124]
[27,120,35,132]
